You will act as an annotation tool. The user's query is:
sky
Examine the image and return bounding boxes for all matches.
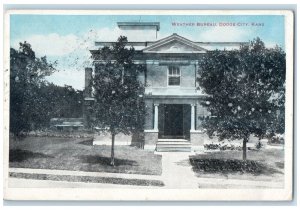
[10,14,285,90]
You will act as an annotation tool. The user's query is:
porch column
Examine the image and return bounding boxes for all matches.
[191,104,196,131]
[154,104,159,131]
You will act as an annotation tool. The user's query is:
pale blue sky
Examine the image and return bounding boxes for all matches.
[10,14,285,90]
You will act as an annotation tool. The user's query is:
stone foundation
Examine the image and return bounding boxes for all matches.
[190,130,207,152]
[144,130,158,151]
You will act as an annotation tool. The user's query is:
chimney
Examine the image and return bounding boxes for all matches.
[84,67,92,97]
[117,22,160,40]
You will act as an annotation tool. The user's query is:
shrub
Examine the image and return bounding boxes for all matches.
[190,158,264,174]
[204,143,243,151]
[255,140,263,150]
[204,143,220,150]
[269,134,284,144]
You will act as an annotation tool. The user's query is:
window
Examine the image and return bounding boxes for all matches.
[168,66,180,86]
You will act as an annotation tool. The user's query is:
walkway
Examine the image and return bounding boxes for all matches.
[8,167,162,188]
[9,167,160,181]
[159,152,199,188]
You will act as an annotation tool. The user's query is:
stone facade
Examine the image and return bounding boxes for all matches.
[144,131,158,151]
[87,24,244,152]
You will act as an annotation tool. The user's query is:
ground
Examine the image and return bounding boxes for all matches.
[8,136,284,189]
[190,149,284,183]
[9,136,162,175]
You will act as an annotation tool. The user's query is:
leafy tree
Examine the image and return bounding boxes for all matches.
[40,84,83,118]
[10,42,56,138]
[198,38,285,160]
[92,36,145,166]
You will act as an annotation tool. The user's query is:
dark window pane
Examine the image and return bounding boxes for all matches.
[169,76,180,86]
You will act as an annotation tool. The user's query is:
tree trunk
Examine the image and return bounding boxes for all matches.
[110,132,115,166]
[242,136,248,160]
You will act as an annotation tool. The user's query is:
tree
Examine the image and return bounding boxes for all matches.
[197,38,286,160]
[10,42,56,138]
[92,36,145,166]
[40,84,83,118]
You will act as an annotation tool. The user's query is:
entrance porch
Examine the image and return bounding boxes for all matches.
[144,99,205,152]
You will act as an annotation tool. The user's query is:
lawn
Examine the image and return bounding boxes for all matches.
[9,136,162,175]
[190,149,284,182]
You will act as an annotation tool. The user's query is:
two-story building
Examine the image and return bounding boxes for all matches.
[84,22,246,152]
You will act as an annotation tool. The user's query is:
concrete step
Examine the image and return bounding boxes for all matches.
[157,141,191,145]
[158,139,189,142]
[156,146,191,152]
[156,140,191,152]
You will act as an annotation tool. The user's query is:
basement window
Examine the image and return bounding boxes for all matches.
[168,66,180,86]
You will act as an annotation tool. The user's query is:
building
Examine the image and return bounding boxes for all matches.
[84,22,247,152]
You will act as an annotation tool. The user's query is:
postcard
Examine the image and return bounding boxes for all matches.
[3,10,294,201]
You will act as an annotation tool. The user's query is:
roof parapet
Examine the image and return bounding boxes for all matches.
[117,22,160,31]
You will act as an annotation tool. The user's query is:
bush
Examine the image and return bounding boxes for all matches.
[204,143,220,150]
[255,140,263,150]
[204,143,242,151]
[220,144,242,151]
[268,134,284,144]
[190,158,264,174]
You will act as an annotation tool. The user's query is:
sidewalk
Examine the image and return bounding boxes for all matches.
[8,167,163,188]
[9,167,160,181]
[8,177,155,189]
[197,177,284,188]
[158,152,200,189]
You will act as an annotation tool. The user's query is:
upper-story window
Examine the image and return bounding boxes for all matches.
[168,66,180,86]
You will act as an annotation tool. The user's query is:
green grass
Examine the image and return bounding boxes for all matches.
[190,149,284,182]
[9,136,162,175]
[9,172,164,187]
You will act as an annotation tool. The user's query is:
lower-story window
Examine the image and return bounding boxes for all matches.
[168,66,180,86]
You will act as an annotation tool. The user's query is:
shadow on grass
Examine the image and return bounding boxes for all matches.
[189,156,282,176]
[9,149,54,162]
[80,155,138,167]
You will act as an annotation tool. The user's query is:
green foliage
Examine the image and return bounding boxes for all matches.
[39,84,83,118]
[255,140,263,150]
[204,143,243,151]
[190,158,270,174]
[10,42,57,136]
[10,42,83,137]
[198,38,286,141]
[92,36,145,135]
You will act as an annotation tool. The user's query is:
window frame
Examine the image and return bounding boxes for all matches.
[167,66,181,87]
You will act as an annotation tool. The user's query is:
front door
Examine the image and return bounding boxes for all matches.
[164,104,183,138]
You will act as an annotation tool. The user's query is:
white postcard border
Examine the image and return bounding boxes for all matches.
[3,9,294,201]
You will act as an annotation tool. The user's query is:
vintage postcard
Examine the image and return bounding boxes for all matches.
[3,10,294,200]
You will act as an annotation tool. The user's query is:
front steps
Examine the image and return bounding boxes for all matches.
[156,139,191,152]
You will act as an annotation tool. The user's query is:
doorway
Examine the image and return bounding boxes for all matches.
[158,104,191,139]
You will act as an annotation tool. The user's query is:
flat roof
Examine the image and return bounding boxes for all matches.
[117,22,160,31]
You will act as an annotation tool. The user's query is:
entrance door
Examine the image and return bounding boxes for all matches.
[164,104,183,138]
